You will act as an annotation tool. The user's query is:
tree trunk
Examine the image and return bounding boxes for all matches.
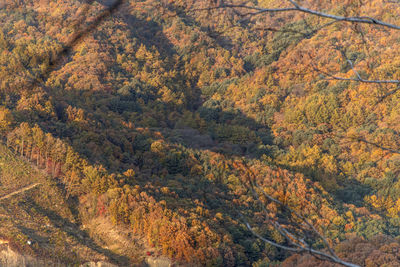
[21,138,24,157]
[53,161,58,177]
[30,146,34,162]
[37,150,40,167]
[45,151,48,172]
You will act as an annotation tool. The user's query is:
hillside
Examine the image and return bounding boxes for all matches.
[0,0,400,266]
[0,143,134,265]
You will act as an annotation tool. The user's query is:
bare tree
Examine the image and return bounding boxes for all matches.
[193,1,400,266]
[192,0,400,83]
[195,0,400,30]
[234,161,360,267]
[5,0,400,266]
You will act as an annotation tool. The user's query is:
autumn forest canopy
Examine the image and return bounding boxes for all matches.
[1,0,400,266]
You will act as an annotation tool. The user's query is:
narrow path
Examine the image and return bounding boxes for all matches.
[0,183,41,201]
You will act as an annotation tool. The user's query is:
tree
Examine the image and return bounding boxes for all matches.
[0,106,13,134]
[192,1,400,266]
[32,124,45,167]
[241,163,359,267]
[5,0,400,265]
[193,0,400,86]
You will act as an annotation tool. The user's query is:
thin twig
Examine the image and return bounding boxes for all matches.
[236,162,359,267]
[192,1,400,30]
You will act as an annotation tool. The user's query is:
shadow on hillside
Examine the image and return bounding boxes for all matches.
[16,225,50,245]
[162,1,236,50]
[121,14,176,58]
[14,0,371,241]
[275,161,373,208]
[20,0,270,167]
[42,94,274,170]
[88,0,177,58]
[334,180,372,207]
[2,1,384,265]
[20,198,131,266]
[163,107,273,157]
[94,0,236,51]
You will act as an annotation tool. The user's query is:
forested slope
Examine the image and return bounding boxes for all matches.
[0,143,132,265]
[0,0,400,266]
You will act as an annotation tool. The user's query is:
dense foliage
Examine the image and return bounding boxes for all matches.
[1,0,400,266]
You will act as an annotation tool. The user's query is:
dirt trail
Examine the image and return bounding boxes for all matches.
[0,183,41,201]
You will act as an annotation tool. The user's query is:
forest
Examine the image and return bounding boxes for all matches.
[0,0,400,266]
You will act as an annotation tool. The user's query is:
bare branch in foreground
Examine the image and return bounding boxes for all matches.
[194,0,400,30]
[244,222,360,267]
[376,85,400,103]
[308,47,400,85]
[236,163,360,267]
[197,1,400,96]
[335,133,400,155]
[313,64,400,84]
